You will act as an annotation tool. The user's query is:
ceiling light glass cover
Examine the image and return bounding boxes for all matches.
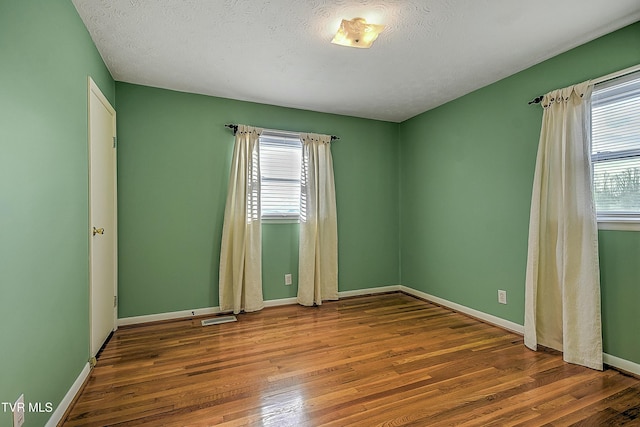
[331,17,385,49]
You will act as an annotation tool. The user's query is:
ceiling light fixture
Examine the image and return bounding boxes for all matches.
[331,17,385,49]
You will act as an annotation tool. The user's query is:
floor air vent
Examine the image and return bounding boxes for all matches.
[201,316,237,326]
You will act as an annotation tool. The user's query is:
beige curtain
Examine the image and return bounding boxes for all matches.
[218,125,264,314]
[297,133,338,306]
[524,81,603,370]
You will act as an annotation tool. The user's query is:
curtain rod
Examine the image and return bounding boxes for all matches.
[224,124,339,141]
[527,63,640,105]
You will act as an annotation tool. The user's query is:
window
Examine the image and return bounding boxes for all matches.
[259,131,302,220]
[591,70,640,228]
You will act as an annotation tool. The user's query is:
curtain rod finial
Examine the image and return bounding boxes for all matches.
[528,95,544,105]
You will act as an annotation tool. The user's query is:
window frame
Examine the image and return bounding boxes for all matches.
[259,131,302,223]
[590,69,640,231]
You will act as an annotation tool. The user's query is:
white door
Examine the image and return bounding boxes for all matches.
[88,77,117,357]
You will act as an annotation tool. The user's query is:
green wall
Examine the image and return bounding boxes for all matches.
[599,230,640,363]
[399,22,640,364]
[0,1,114,426]
[1,6,636,425]
[115,83,400,317]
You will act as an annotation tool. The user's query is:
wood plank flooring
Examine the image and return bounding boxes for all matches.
[62,293,640,426]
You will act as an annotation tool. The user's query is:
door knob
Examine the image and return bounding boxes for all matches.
[92,227,104,236]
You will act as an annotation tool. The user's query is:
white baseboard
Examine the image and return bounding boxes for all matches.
[117,286,639,376]
[604,352,640,376]
[46,362,91,427]
[118,286,400,326]
[55,286,638,426]
[399,286,525,334]
[261,286,402,307]
[118,306,222,326]
[399,286,640,375]
[264,297,297,307]
[339,285,401,298]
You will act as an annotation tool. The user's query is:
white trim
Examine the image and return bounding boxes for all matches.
[399,286,525,334]
[45,363,91,427]
[339,285,401,298]
[117,288,639,375]
[592,63,640,85]
[399,286,640,375]
[46,292,639,427]
[250,288,403,308]
[114,286,640,376]
[262,218,300,224]
[598,219,640,231]
[604,352,640,376]
[118,286,400,326]
[118,306,222,326]
[264,297,298,307]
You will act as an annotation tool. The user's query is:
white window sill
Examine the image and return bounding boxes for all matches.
[598,218,640,231]
[262,217,300,225]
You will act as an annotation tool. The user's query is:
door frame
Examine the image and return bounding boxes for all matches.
[88,76,118,358]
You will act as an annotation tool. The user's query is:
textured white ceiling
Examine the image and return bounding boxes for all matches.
[72,0,640,122]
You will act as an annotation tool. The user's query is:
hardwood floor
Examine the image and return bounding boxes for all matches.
[62,293,640,426]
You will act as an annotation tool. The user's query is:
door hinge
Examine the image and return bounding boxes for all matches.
[114,295,118,308]
[113,136,117,148]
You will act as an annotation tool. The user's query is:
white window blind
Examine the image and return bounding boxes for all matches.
[591,70,640,218]
[259,132,302,220]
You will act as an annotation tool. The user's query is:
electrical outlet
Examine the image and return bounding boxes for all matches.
[498,290,507,305]
[13,394,24,427]
[284,274,292,286]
